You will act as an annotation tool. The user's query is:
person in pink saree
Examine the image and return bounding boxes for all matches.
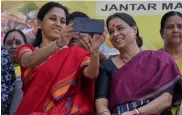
[95,13,182,115]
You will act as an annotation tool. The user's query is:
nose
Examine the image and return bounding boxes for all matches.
[12,42,18,48]
[113,30,119,37]
[174,26,179,32]
[54,19,61,27]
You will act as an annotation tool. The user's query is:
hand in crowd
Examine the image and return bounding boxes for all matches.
[56,24,78,47]
[90,26,107,50]
[74,26,108,51]
[78,33,92,50]
[121,111,136,115]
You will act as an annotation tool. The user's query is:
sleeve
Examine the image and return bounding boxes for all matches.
[94,63,110,100]
[164,53,182,105]
[79,56,91,70]
[1,47,16,115]
[16,44,35,65]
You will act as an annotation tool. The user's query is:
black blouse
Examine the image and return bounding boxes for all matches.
[95,59,118,100]
[94,57,175,100]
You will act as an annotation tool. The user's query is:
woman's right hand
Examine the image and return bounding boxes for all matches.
[56,24,79,47]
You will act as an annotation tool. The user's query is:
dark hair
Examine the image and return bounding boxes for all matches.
[106,13,143,48]
[33,2,69,47]
[67,11,89,25]
[160,11,182,35]
[3,29,27,46]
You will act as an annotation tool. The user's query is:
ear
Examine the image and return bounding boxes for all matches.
[132,26,137,35]
[37,19,42,29]
[160,30,164,39]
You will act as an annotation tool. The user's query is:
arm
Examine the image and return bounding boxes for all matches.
[129,92,172,114]
[95,63,111,114]
[20,25,78,68]
[95,98,111,115]
[83,50,100,79]
[20,41,60,68]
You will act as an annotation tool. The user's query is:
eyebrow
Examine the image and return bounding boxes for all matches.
[50,14,66,20]
[109,25,123,30]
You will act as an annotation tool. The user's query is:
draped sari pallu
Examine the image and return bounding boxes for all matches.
[109,51,182,115]
[15,45,95,115]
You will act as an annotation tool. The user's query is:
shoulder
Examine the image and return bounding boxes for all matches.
[100,58,116,72]
[101,58,113,66]
[17,44,35,51]
[142,50,174,63]
[1,47,9,57]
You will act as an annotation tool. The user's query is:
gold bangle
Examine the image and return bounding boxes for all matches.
[134,109,140,114]
[91,47,100,55]
[100,111,109,115]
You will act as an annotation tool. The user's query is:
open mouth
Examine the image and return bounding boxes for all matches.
[114,38,123,44]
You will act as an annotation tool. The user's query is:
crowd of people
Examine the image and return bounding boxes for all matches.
[1,2,182,115]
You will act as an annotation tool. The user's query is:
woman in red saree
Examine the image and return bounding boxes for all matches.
[95,13,182,115]
[15,2,106,115]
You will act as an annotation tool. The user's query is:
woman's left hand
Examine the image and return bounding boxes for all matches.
[91,27,107,50]
[121,111,135,115]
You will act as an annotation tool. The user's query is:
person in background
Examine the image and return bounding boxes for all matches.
[95,12,182,115]
[67,11,106,62]
[1,46,16,115]
[23,10,39,44]
[3,29,27,115]
[159,11,182,115]
[15,2,106,115]
[3,29,27,76]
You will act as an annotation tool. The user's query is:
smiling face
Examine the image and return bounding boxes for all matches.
[108,17,137,50]
[4,31,25,62]
[39,7,66,41]
[162,15,182,46]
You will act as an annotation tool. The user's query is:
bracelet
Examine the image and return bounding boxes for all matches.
[100,111,109,115]
[91,47,100,55]
[134,109,140,114]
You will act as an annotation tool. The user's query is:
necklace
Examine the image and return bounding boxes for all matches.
[120,49,142,64]
[163,48,182,61]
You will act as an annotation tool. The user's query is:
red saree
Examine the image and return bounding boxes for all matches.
[15,44,95,115]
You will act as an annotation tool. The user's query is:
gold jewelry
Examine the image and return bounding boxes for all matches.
[91,47,100,55]
[134,109,140,114]
[100,111,109,115]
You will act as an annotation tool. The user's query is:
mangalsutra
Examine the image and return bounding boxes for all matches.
[120,49,142,64]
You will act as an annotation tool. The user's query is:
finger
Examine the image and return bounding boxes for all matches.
[66,24,74,28]
[67,32,79,37]
[83,37,91,49]
[80,36,91,49]
[104,26,109,34]
[64,26,74,32]
[80,40,89,50]
[87,36,92,49]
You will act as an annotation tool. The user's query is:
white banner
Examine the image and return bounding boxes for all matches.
[96,1,182,16]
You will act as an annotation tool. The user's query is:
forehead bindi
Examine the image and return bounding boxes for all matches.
[47,7,66,19]
[7,32,23,41]
[108,17,126,29]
